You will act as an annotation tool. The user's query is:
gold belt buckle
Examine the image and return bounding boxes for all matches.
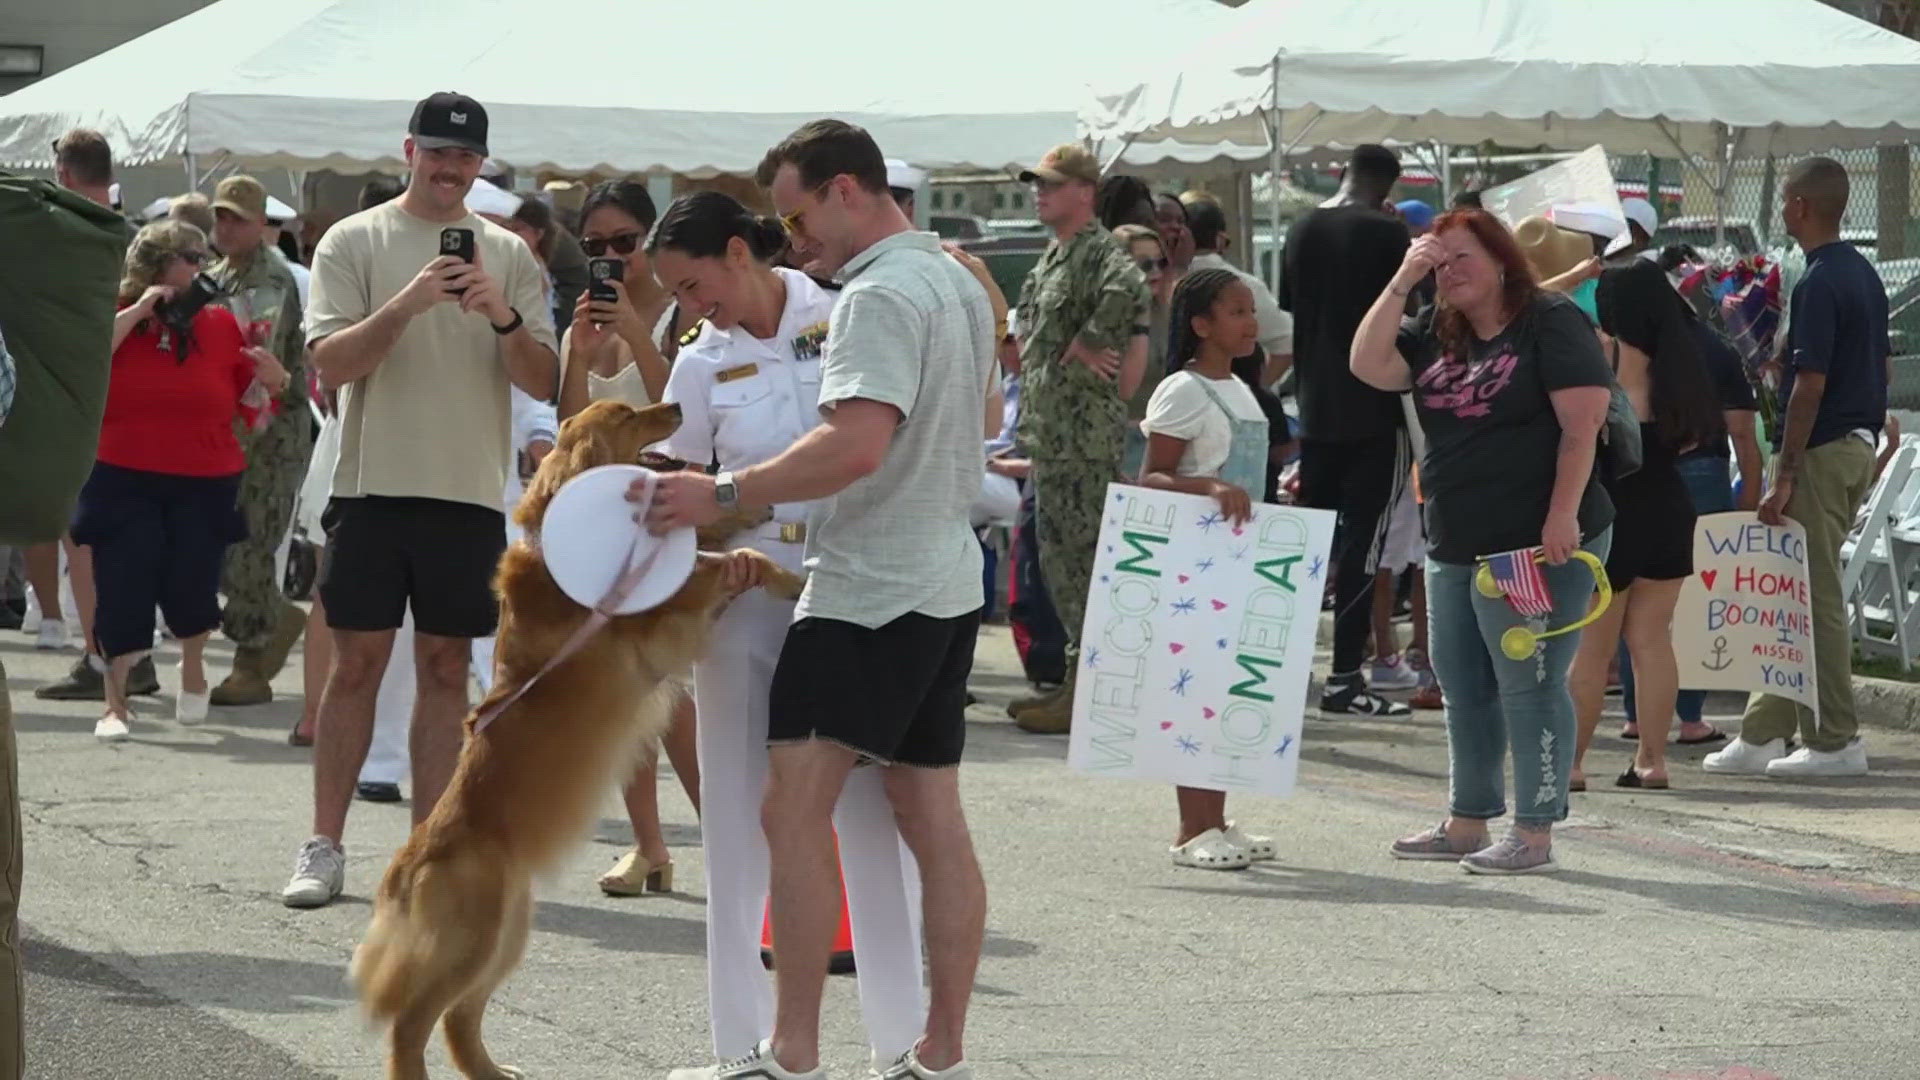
[778,521,806,544]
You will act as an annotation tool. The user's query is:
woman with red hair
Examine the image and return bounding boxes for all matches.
[1349,209,1614,874]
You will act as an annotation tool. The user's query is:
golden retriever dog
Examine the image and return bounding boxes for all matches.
[351,399,802,1079]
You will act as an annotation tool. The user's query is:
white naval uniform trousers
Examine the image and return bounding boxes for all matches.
[664,267,926,1060]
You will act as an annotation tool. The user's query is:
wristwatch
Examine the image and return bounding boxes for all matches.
[714,470,739,509]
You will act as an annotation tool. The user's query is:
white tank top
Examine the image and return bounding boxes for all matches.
[588,361,652,407]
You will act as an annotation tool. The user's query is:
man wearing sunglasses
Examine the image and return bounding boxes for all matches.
[1004,142,1150,736]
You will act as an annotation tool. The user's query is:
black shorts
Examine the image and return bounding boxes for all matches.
[768,609,982,768]
[318,495,506,638]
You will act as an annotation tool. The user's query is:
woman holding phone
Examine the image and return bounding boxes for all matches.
[79,220,287,740]
[650,191,926,1067]
[552,180,702,897]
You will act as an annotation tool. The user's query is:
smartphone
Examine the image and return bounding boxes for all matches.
[588,256,624,305]
[440,227,476,296]
[158,271,222,324]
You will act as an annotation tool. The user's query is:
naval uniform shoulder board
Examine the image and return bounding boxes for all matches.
[678,318,709,348]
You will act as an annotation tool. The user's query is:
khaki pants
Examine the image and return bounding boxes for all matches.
[0,657,22,1078]
[1740,437,1875,751]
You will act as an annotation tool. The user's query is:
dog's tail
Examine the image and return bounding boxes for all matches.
[350,852,506,1025]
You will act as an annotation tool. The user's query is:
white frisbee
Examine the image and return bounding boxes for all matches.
[539,464,696,615]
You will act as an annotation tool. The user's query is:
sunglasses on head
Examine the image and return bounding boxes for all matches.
[1135,256,1169,272]
[175,250,208,265]
[581,231,643,257]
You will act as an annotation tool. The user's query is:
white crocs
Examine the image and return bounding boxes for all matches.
[1171,828,1251,870]
[1221,821,1276,861]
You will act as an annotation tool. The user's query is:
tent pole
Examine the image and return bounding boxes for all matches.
[185,151,199,190]
[1268,51,1283,294]
[1098,134,1138,177]
[1436,140,1451,208]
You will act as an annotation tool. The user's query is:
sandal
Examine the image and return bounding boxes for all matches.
[1171,828,1251,870]
[1619,724,1639,741]
[599,849,674,895]
[287,714,315,748]
[1615,763,1670,790]
[1675,724,1728,746]
[1221,821,1276,861]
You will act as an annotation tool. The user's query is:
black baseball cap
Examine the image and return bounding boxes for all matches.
[408,91,489,157]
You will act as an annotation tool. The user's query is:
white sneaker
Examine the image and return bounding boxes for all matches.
[873,1046,974,1080]
[20,592,39,634]
[35,619,67,651]
[175,688,210,724]
[1701,737,1788,775]
[94,715,130,742]
[669,1040,826,1080]
[1765,739,1868,778]
[281,837,345,909]
[1369,654,1421,691]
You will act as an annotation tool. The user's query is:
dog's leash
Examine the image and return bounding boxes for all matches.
[472,473,664,736]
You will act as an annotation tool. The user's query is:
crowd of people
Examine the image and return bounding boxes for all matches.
[0,82,1893,1078]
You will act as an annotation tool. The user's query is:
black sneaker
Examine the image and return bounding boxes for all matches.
[1319,677,1412,717]
[356,782,403,803]
[33,655,162,701]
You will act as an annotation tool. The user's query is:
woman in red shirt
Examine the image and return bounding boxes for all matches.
[73,220,287,741]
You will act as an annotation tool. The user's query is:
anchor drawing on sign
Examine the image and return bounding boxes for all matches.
[1702,635,1733,672]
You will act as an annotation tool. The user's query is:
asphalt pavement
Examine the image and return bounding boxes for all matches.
[4,619,1919,1080]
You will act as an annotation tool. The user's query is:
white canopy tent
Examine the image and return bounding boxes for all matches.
[0,0,1238,180]
[1087,0,1920,281]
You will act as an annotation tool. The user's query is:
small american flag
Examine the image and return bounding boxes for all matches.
[1484,547,1553,617]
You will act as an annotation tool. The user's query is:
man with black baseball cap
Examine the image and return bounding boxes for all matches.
[282,91,556,909]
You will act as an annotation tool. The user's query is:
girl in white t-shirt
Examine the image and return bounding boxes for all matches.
[1139,267,1276,872]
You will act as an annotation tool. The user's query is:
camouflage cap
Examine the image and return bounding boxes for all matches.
[211,175,269,224]
[1018,143,1100,187]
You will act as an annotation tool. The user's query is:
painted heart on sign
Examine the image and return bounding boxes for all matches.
[1211,599,1228,611]
[1178,574,1191,583]
[1169,642,1186,654]
[1700,569,1718,590]
[1231,526,1245,536]
[1202,707,1216,719]
[1159,721,1174,730]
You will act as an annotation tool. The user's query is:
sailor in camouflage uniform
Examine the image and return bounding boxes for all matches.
[1008,144,1150,734]
[206,176,312,706]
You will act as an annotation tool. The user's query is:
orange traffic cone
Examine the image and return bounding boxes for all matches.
[759,836,857,975]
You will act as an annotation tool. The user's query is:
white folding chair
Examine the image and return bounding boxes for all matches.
[1849,440,1920,668]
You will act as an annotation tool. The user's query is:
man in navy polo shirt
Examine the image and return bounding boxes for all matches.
[1706,157,1888,779]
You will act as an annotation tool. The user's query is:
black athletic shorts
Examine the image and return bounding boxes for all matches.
[318,495,507,639]
[768,609,982,768]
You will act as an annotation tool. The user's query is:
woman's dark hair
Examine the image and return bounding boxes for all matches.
[510,196,556,262]
[1185,198,1229,250]
[275,229,301,265]
[1428,208,1539,361]
[1597,260,1720,450]
[1097,174,1155,231]
[357,176,404,211]
[1164,267,1244,375]
[579,180,658,234]
[647,190,786,262]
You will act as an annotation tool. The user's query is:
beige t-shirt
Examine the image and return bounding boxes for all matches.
[306,200,557,511]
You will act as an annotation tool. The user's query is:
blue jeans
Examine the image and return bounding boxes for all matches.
[1427,527,1613,828]
[1620,456,1733,726]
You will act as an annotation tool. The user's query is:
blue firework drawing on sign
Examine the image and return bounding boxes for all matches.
[1175,735,1202,756]
[1170,597,1197,616]
[1170,668,1193,695]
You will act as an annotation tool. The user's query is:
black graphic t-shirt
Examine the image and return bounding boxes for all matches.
[1397,293,1616,564]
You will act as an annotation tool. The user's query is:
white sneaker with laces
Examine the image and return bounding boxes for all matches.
[94,715,130,742]
[35,619,67,651]
[281,837,345,909]
[873,1046,974,1080]
[176,669,210,724]
[1765,739,1868,778]
[668,1040,826,1080]
[1701,737,1788,775]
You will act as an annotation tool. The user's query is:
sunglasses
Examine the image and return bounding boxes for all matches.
[1135,256,1169,272]
[174,250,208,265]
[779,180,834,237]
[581,231,644,257]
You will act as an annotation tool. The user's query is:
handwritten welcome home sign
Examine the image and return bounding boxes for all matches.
[1067,484,1336,797]
[1672,512,1817,709]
